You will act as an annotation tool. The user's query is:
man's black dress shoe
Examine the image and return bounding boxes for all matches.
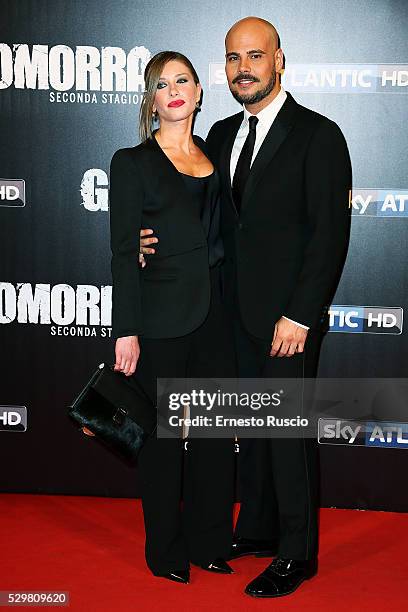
[245,557,317,598]
[158,569,190,584]
[229,536,278,560]
[199,558,234,574]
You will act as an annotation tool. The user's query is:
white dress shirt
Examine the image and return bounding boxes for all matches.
[230,87,309,331]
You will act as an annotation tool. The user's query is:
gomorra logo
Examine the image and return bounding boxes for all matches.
[350,189,408,216]
[209,62,408,93]
[0,44,151,104]
[0,282,112,337]
[328,306,403,334]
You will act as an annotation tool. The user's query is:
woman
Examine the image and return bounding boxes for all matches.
[109,51,236,584]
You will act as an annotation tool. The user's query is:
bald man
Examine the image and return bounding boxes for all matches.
[204,17,351,597]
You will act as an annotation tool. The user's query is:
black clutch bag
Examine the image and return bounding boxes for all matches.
[68,363,156,463]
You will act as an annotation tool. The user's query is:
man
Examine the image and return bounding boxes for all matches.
[140,16,351,597]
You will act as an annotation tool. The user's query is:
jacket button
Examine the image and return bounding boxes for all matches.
[238,223,243,230]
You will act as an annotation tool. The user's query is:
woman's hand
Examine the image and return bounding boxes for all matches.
[81,336,139,437]
[114,335,140,376]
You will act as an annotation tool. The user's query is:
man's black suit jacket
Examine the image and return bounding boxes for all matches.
[109,135,216,340]
[206,91,352,341]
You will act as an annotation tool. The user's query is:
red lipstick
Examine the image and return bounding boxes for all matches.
[168,99,185,108]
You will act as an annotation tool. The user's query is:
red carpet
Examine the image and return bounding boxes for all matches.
[1,494,406,611]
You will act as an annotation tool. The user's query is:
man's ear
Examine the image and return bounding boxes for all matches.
[275,48,284,74]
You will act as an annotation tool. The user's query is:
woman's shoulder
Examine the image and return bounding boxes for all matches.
[110,140,158,173]
[111,141,148,160]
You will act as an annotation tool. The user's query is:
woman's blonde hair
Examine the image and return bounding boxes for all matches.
[139,51,200,142]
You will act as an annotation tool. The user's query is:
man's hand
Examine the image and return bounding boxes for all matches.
[140,228,158,254]
[270,317,308,357]
[114,335,140,376]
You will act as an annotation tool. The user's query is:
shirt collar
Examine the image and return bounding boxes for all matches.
[243,87,287,127]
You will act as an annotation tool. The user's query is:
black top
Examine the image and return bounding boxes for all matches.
[179,170,224,268]
[110,134,220,340]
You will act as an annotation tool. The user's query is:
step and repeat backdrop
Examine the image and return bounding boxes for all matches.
[1,0,407,510]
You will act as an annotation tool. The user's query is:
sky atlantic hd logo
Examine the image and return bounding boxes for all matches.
[209,63,408,93]
[0,179,25,207]
[0,406,27,432]
[328,306,403,334]
[283,64,408,93]
[318,419,408,449]
[350,189,408,217]
[0,43,151,105]
[0,282,112,337]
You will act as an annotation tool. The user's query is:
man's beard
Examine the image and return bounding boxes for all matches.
[230,71,276,105]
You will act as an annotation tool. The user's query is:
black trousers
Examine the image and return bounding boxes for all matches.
[133,267,236,575]
[233,312,323,561]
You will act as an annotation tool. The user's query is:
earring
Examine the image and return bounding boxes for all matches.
[195,101,201,111]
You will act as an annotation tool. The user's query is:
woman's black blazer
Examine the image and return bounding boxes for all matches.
[109,134,216,340]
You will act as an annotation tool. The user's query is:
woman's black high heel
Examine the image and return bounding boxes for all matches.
[199,558,234,574]
[158,569,190,584]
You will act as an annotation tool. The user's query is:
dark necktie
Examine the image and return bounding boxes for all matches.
[232,115,259,214]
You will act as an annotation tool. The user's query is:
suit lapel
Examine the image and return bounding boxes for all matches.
[241,92,299,211]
